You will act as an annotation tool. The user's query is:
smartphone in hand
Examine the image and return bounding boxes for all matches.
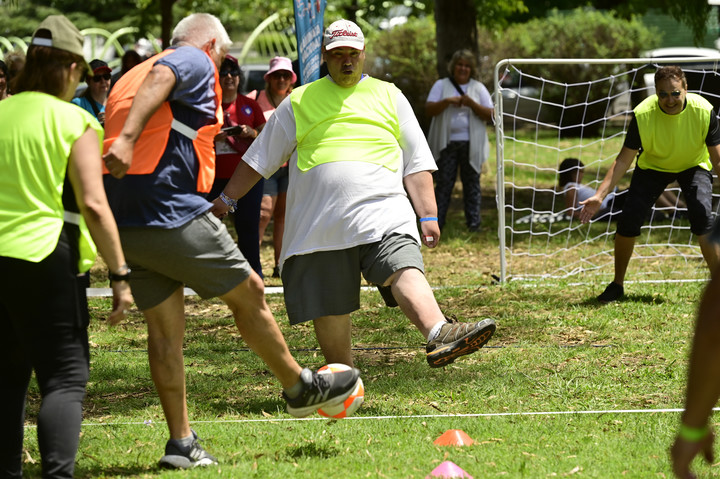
[222,125,244,136]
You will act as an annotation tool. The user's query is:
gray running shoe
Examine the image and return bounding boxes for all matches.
[158,430,218,469]
[283,367,361,418]
[426,317,496,368]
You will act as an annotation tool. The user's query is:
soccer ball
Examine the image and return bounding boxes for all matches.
[316,363,364,419]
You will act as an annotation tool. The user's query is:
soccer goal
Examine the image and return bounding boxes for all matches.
[493,57,720,283]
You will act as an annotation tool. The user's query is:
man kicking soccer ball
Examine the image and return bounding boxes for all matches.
[213,19,496,369]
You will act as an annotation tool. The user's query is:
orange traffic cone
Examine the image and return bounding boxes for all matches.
[433,429,475,446]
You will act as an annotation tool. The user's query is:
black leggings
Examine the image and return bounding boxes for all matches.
[0,229,90,479]
[433,141,482,230]
[208,177,265,277]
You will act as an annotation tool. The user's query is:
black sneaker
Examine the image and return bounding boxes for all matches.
[426,317,496,368]
[597,282,623,304]
[283,367,361,418]
[158,430,218,469]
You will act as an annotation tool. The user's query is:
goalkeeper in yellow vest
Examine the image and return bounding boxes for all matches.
[213,19,496,368]
[580,66,720,303]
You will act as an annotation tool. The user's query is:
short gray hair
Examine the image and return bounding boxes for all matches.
[171,13,232,54]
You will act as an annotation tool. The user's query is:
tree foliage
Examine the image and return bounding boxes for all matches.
[367,7,658,136]
[483,8,659,135]
[511,0,713,45]
[1,0,714,47]
[366,16,437,129]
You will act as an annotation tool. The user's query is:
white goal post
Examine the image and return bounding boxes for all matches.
[493,56,720,283]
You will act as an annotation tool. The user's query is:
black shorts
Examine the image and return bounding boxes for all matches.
[617,165,714,237]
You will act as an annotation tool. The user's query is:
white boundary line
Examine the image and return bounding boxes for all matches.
[88,285,393,297]
[87,279,708,298]
[24,407,715,429]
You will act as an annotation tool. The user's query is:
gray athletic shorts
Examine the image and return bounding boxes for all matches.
[118,211,252,310]
[281,233,424,325]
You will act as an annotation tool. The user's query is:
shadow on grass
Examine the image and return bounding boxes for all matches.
[579,294,666,307]
[286,442,340,459]
[22,464,154,479]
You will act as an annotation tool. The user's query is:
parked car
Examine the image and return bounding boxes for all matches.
[497,70,543,125]
[240,63,268,95]
[642,47,720,94]
[640,47,720,114]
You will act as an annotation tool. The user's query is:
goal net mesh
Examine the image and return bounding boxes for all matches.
[494,57,720,282]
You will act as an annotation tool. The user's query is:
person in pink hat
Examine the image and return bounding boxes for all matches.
[250,56,296,278]
[252,56,296,121]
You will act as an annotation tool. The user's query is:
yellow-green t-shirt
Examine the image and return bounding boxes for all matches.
[0,91,103,272]
[291,76,401,172]
[635,92,712,172]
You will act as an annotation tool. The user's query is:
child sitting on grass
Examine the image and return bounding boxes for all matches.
[558,157,684,220]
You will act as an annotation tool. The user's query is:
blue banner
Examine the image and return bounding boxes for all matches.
[294,0,326,85]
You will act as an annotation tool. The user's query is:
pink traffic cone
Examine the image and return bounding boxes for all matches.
[433,429,475,446]
[425,460,473,479]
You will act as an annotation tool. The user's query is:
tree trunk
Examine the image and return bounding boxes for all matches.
[160,0,176,49]
[434,0,478,78]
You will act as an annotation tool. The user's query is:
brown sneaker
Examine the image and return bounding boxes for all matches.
[426,317,496,368]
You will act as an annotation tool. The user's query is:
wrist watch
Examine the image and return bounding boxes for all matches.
[109,264,132,284]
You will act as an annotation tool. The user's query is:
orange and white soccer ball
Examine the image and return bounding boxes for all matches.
[317,363,365,419]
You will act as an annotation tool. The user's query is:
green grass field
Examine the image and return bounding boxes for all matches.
[17,130,720,477]
[21,232,719,478]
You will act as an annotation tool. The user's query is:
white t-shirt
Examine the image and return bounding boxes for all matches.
[243,76,436,267]
[564,182,615,211]
[427,78,493,141]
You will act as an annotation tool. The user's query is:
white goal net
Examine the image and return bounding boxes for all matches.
[493,57,720,283]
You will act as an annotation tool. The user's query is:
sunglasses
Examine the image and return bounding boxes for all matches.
[658,90,682,99]
[91,73,112,82]
[271,71,293,80]
[220,70,239,77]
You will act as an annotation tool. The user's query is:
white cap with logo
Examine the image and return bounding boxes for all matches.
[323,19,365,51]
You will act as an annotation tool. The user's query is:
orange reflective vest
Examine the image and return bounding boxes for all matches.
[103,49,223,192]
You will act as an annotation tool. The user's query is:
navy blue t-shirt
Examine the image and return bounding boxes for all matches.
[104,46,219,228]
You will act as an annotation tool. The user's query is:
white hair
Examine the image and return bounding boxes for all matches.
[171,13,232,54]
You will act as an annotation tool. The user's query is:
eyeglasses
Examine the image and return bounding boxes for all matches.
[220,70,239,77]
[91,73,112,82]
[658,90,682,99]
[271,71,293,80]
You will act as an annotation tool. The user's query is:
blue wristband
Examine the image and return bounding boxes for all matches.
[419,217,438,223]
[219,192,237,213]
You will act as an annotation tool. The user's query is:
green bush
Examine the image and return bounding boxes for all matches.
[482,7,659,80]
[481,8,660,135]
[365,17,437,131]
[365,9,658,135]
